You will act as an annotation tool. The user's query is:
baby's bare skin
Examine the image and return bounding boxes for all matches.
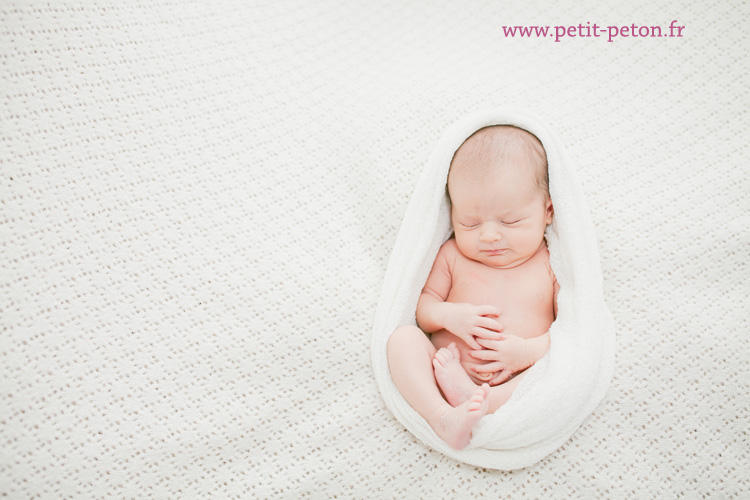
[429,237,556,386]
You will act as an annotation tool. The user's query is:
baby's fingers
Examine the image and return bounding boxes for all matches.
[489,369,513,386]
[462,335,482,350]
[476,305,501,318]
[473,361,503,373]
[474,319,503,338]
[474,337,504,350]
[469,348,497,361]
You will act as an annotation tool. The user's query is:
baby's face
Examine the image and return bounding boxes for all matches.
[449,164,553,269]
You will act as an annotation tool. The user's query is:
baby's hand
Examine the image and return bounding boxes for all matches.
[442,303,504,350]
[469,335,530,384]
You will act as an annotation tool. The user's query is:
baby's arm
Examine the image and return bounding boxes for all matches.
[416,241,503,350]
[521,269,560,364]
[551,266,560,319]
[415,242,455,333]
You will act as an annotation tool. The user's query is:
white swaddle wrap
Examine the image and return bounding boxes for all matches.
[371,108,616,470]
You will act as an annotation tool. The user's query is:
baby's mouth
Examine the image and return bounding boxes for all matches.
[474,371,494,381]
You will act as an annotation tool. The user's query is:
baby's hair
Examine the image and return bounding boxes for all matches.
[447,125,549,201]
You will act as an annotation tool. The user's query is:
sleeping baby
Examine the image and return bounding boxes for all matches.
[387,125,559,450]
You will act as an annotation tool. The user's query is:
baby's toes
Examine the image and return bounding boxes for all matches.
[466,388,486,411]
[433,348,449,368]
[447,342,460,359]
[435,343,459,364]
[432,357,441,370]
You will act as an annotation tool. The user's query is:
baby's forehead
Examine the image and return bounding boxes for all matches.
[448,125,548,194]
[460,125,543,159]
[449,145,537,185]
[451,169,542,212]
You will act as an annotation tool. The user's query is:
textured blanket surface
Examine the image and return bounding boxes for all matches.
[2,0,748,498]
[372,108,616,469]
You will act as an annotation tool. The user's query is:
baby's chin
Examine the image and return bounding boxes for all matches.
[474,245,545,269]
[474,252,527,269]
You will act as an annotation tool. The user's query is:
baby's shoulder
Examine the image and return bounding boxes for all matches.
[440,237,458,251]
[434,237,461,267]
[438,237,460,258]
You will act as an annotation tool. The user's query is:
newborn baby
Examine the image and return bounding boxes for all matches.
[387,125,559,450]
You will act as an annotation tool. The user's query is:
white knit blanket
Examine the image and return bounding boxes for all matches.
[372,108,616,469]
[2,1,748,497]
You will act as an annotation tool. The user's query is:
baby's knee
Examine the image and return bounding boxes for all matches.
[387,325,434,358]
[388,325,420,351]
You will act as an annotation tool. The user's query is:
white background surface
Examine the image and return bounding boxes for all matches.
[2,1,748,497]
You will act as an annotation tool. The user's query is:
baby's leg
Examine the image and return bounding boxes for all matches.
[432,342,527,414]
[486,371,527,414]
[387,325,490,450]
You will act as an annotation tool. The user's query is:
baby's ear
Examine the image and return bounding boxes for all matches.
[545,198,554,224]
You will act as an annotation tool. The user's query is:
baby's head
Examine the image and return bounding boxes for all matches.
[447,125,554,268]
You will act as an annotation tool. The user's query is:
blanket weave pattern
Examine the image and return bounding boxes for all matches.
[1,0,748,497]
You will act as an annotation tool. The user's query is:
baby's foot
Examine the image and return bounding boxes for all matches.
[433,342,478,406]
[432,384,490,450]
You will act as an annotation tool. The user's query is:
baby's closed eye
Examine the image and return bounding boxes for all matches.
[460,219,522,227]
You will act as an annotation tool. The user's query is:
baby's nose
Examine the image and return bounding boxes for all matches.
[479,227,502,242]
